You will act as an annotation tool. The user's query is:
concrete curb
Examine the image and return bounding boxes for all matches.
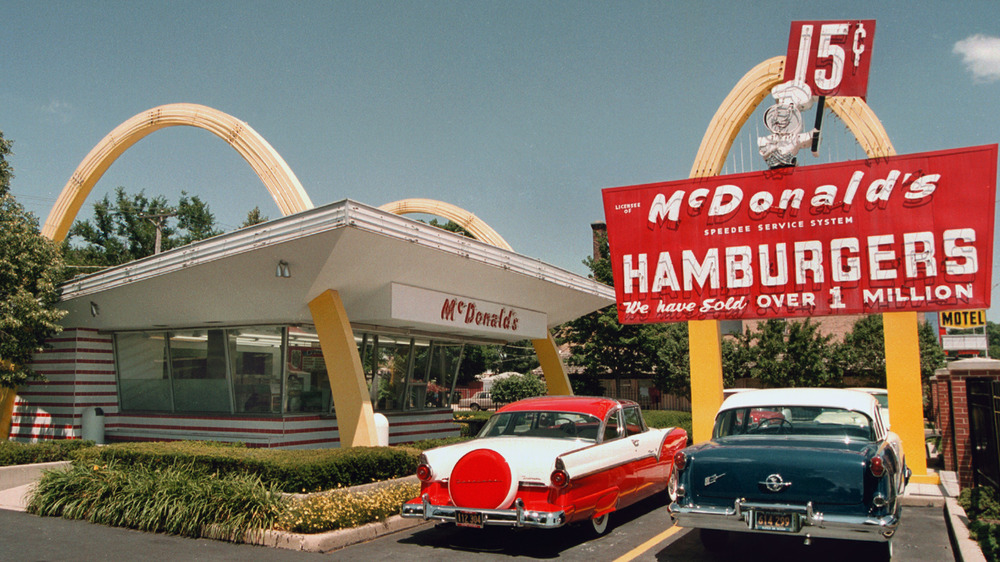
[0,461,72,513]
[248,515,428,553]
[944,496,988,562]
[0,461,70,491]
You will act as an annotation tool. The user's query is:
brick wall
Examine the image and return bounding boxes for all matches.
[932,358,1000,490]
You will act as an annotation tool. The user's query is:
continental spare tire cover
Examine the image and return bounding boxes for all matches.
[449,448,517,509]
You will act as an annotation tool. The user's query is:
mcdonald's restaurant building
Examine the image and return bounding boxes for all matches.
[9,199,614,448]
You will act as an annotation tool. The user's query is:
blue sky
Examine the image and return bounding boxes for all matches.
[3,1,999,317]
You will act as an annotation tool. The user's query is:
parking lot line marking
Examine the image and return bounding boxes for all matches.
[614,525,684,562]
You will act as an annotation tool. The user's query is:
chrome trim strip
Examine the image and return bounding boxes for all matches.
[401,493,567,529]
[669,498,899,542]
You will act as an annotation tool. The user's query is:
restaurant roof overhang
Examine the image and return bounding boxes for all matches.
[58,199,615,343]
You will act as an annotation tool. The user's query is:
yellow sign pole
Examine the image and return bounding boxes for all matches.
[884,311,936,484]
[689,320,724,443]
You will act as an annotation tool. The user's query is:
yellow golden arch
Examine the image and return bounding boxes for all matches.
[4,103,573,447]
[41,103,314,242]
[688,56,934,484]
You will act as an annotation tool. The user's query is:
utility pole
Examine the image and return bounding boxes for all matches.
[139,210,177,254]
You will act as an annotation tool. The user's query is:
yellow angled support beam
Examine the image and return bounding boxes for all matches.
[689,320,724,443]
[884,311,936,484]
[308,289,379,448]
[533,333,573,396]
[0,387,16,441]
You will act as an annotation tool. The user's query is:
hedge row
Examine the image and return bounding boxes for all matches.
[643,410,693,439]
[959,486,1000,562]
[0,439,94,467]
[71,441,417,493]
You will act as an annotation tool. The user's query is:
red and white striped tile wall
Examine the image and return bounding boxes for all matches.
[11,328,117,441]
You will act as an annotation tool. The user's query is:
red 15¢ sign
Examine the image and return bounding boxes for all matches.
[784,20,875,99]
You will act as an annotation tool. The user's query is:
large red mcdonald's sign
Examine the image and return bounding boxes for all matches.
[601,145,998,324]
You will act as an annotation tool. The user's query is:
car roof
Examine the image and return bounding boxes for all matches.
[848,387,888,395]
[720,387,879,415]
[496,395,633,419]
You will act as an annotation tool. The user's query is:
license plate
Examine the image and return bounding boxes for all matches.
[455,510,484,528]
[752,509,797,532]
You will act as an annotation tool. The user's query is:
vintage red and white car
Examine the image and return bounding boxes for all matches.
[401,395,688,534]
[670,388,909,560]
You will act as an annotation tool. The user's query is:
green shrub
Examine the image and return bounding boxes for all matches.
[960,486,1000,521]
[27,461,285,541]
[453,410,492,436]
[72,442,417,493]
[643,410,692,438]
[491,373,546,405]
[277,480,419,534]
[0,439,94,466]
[403,436,470,451]
[959,486,1000,562]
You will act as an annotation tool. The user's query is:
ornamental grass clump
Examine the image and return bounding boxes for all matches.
[27,461,285,542]
[276,480,419,534]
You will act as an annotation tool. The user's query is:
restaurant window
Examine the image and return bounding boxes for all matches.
[115,325,468,415]
[116,326,288,415]
[365,335,464,411]
[115,332,172,412]
[168,329,233,413]
[286,326,332,413]
[232,327,284,414]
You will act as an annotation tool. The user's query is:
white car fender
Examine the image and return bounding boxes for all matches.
[558,428,670,479]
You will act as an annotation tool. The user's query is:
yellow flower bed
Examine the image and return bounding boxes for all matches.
[276,480,420,534]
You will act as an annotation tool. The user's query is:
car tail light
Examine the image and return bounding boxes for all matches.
[674,451,687,472]
[550,468,570,488]
[869,456,885,478]
[416,464,433,482]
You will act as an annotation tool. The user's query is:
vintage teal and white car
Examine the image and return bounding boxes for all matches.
[670,388,909,560]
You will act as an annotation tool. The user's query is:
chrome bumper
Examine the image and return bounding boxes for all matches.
[669,498,899,542]
[401,494,567,529]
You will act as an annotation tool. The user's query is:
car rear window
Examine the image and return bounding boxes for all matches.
[478,411,602,441]
[714,406,874,441]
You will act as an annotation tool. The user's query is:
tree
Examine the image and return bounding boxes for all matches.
[490,373,546,405]
[838,315,886,383]
[564,234,665,397]
[175,193,221,245]
[427,218,473,238]
[63,187,222,272]
[241,206,269,228]
[917,320,946,383]
[726,318,839,388]
[0,130,13,196]
[0,195,66,387]
[987,321,1000,359]
[650,323,694,396]
[0,132,67,438]
[836,315,945,388]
